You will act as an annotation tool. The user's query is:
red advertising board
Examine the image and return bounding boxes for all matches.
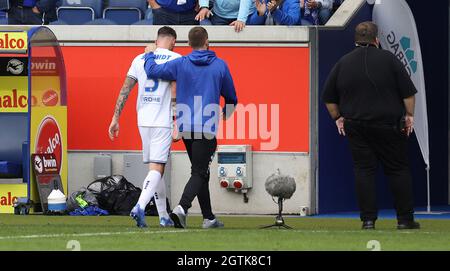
[62,46,310,152]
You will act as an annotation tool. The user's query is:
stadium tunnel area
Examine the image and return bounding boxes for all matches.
[0,0,448,216]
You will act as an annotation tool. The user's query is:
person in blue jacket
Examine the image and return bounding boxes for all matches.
[8,0,60,25]
[248,0,300,25]
[144,26,238,229]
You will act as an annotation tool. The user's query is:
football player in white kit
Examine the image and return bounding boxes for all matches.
[108,27,180,228]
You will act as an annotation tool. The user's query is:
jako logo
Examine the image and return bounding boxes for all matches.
[386,31,417,76]
[35,116,62,172]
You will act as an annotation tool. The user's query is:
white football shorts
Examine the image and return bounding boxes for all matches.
[138,127,172,164]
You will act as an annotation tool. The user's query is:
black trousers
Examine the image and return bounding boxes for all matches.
[179,132,216,220]
[345,120,415,223]
[8,5,57,25]
[152,8,198,25]
[8,6,43,25]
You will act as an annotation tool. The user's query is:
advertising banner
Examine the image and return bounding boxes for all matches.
[373,0,429,167]
[62,46,310,152]
[0,57,28,113]
[29,107,68,205]
[0,32,28,54]
[31,153,64,212]
[0,184,27,213]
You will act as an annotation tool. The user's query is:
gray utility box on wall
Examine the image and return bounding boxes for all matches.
[123,153,172,203]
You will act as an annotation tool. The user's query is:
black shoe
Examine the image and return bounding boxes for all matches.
[362,220,375,230]
[397,221,420,230]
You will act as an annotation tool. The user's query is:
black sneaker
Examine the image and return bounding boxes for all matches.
[397,221,420,230]
[169,205,187,229]
[362,220,375,230]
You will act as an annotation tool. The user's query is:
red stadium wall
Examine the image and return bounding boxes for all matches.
[61,46,310,152]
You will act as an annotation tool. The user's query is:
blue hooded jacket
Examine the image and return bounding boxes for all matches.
[144,50,238,135]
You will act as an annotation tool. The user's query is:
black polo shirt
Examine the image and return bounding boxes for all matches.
[321,45,418,123]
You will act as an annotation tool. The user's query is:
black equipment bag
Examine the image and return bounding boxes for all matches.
[86,175,170,216]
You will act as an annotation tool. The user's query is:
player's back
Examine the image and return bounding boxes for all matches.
[127,48,181,128]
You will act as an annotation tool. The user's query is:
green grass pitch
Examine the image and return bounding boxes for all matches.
[0,214,449,251]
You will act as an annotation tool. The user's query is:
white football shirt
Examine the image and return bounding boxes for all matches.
[127,48,181,127]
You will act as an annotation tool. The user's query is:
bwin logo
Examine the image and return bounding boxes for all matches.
[144,79,159,92]
[386,31,417,76]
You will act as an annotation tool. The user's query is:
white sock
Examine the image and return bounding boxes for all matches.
[137,170,161,211]
[154,176,169,219]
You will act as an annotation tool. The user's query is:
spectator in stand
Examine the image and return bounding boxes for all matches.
[195,0,257,32]
[249,0,300,26]
[148,0,199,25]
[300,0,333,25]
[7,0,60,25]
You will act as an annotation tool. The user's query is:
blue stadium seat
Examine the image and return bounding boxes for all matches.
[85,18,117,25]
[57,7,94,25]
[0,161,22,178]
[133,20,152,25]
[0,10,7,25]
[61,0,102,18]
[107,0,148,16]
[103,8,141,25]
[0,114,28,173]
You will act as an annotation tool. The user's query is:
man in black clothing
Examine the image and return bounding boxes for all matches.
[8,0,59,25]
[322,21,420,230]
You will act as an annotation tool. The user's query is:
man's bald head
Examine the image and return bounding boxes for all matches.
[355,21,378,45]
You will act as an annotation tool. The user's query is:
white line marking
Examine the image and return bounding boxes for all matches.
[0,229,203,240]
[0,228,440,241]
[290,229,438,234]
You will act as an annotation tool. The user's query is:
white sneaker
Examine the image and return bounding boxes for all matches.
[202,218,224,229]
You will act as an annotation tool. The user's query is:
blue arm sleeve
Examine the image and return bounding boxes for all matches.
[237,0,253,22]
[199,0,209,7]
[221,63,238,114]
[144,52,179,81]
[272,0,300,26]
